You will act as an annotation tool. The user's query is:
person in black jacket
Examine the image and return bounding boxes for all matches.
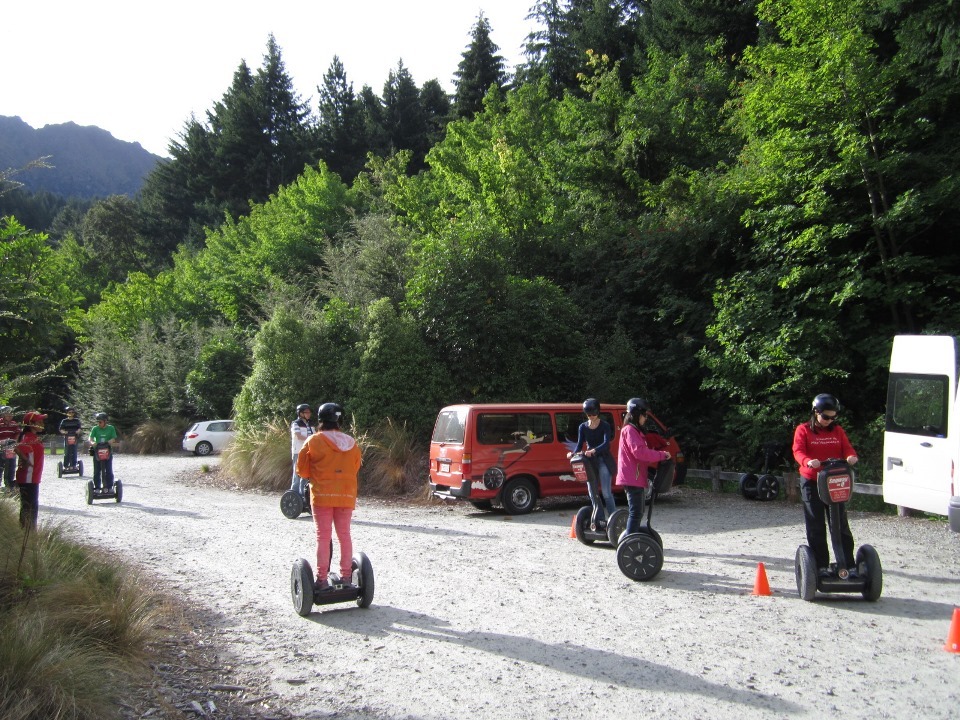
[59,406,83,469]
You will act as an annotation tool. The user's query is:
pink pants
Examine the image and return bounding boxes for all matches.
[314,506,353,580]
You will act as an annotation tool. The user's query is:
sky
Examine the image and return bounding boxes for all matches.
[4,1,539,158]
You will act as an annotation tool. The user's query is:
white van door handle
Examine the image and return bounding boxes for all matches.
[920,442,932,448]
[887,457,903,469]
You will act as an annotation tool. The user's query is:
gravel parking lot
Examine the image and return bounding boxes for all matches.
[33,453,960,719]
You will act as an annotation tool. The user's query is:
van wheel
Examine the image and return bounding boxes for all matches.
[501,478,536,515]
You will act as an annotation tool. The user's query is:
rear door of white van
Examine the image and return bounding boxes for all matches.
[883,335,958,516]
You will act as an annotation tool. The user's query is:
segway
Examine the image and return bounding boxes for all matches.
[280,478,311,519]
[57,435,84,477]
[290,552,374,616]
[616,459,674,581]
[85,442,122,504]
[795,459,882,601]
[569,452,627,545]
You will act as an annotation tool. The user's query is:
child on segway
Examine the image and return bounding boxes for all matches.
[290,403,314,503]
[88,412,119,495]
[792,393,859,579]
[296,402,362,591]
[59,406,83,472]
[566,398,617,531]
[616,398,672,537]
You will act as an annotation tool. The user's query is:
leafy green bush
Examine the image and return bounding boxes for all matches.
[0,501,164,719]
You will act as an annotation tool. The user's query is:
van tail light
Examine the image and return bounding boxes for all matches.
[462,453,471,466]
[186,433,198,439]
[951,460,955,497]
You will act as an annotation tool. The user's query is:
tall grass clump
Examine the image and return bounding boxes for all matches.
[221,418,292,491]
[360,419,428,497]
[0,499,165,719]
[126,416,190,454]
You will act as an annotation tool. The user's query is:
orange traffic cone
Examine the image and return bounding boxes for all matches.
[569,516,577,538]
[944,607,960,653]
[752,562,772,596]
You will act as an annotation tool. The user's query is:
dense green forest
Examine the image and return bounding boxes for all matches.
[2,0,959,475]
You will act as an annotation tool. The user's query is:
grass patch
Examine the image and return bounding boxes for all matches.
[0,498,166,720]
[221,418,429,499]
[126,417,189,454]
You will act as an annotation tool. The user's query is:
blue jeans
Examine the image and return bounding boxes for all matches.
[586,455,616,522]
[92,455,113,490]
[2,457,14,488]
[624,485,646,536]
[290,454,308,496]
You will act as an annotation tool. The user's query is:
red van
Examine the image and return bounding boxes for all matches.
[429,403,684,514]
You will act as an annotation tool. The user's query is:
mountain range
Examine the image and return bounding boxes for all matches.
[0,115,163,199]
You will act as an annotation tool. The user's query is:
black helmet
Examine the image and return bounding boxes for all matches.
[582,398,600,416]
[812,394,840,414]
[626,397,650,422]
[317,403,344,424]
[94,412,108,421]
[65,406,75,413]
[296,403,311,414]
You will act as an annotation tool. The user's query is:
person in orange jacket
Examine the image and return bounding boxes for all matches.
[296,402,362,591]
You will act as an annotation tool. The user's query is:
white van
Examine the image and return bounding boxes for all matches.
[883,335,960,531]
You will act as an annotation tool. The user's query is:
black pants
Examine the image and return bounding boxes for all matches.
[801,480,855,570]
[2,457,15,488]
[17,483,39,530]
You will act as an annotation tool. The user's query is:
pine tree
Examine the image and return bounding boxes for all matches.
[317,56,367,182]
[382,61,430,170]
[453,12,508,118]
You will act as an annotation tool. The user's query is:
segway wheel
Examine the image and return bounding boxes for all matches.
[739,473,760,499]
[755,474,780,501]
[353,552,375,608]
[57,462,63,478]
[85,480,94,505]
[115,479,123,503]
[78,461,84,476]
[607,508,628,545]
[574,506,595,546]
[640,526,663,548]
[617,533,664,581]
[291,558,315,617]
[857,545,883,601]
[280,490,304,519]
[795,544,817,601]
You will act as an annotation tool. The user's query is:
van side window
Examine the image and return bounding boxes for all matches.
[555,412,617,451]
[886,373,949,437]
[477,413,553,445]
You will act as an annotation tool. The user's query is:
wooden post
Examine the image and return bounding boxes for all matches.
[711,466,722,493]
[785,471,800,503]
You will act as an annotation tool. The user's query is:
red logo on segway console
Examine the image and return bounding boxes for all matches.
[97,447,111,461]
[827,474,852,503]
[67,435,76,445]
[570,454,589,482]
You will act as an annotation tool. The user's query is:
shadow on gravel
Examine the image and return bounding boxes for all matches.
[352,518,491,539]
[308,605,802,715]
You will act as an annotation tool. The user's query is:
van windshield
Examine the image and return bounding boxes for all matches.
[432,409,466,443]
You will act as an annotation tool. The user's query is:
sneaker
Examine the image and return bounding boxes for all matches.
[818,567,834,579]
[847,567,859,580]
[314,578,331,593]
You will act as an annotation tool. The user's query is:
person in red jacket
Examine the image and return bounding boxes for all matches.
[296,402,362,591]
[15,410,47,530]
[792,394,859,579]
[0,405,20,491]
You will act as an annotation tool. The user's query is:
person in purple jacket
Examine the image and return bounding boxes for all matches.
[616,398,671,537]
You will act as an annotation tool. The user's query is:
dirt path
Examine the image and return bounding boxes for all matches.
[36,453,960,719]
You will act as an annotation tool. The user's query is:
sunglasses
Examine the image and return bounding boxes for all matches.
[817,411,837,420]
